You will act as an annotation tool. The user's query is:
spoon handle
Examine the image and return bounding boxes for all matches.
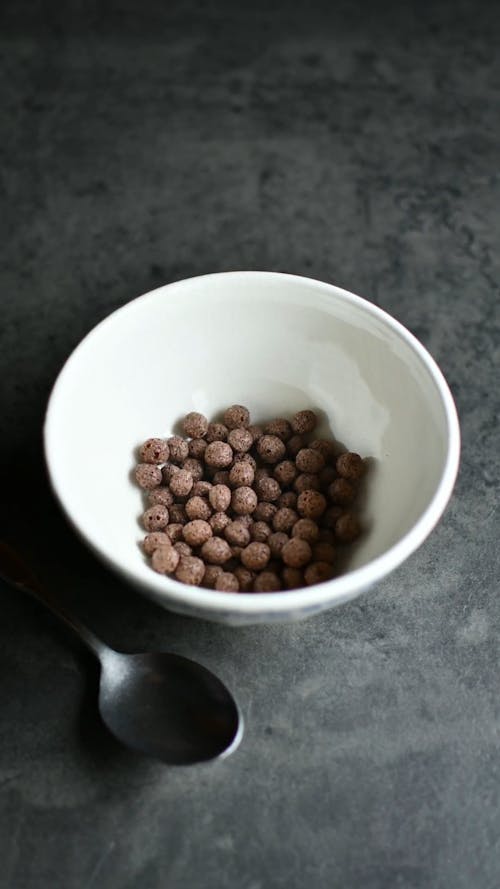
[0,542,107,660]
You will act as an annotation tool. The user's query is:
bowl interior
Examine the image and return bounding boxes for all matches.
[45,272,453,609]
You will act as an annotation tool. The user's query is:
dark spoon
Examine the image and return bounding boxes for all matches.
[0,543,242,765]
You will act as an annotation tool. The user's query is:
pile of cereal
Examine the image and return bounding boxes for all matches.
[134,406,367,593]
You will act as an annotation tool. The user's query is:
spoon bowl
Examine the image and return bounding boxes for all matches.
[98,649,242,765]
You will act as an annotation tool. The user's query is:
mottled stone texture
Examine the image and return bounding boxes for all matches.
[1,0,499,887]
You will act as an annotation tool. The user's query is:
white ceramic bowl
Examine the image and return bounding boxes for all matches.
[44,272,460,625]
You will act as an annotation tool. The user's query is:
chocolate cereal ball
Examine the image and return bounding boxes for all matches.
[229,461,255,488]
[304,561,334,585]
[294,473,321,493]
[231,454,257,473]
[272,508,299,533]
[291,409,318,435]
[336,452,364,480]
[175,555,205,586]
[273,460,297,486]
[255,476,281,502]
[234,566,254,591]
[206,422,228,443]
[147,487,174,507]
[142,531,170,556]
[185,496,212,521]
[165,523,184,543]
[250,521,272,543]
[313,542,336,564]
[139,438,169,464]
[135,464,162,489]
[188,438,208,460]
[182,458,204,482]
[202,565,223,588]
[210,512,231,535]
[192,480,212,498]
[162,462,180,484]
[335,513,361,542]
[169,503,187,524]
[151,545,180,575]
[224,521,251,547]
[287,435,304,458]
[292,518,320,544]
[257,434,286,464]
[282,537,312,568]
[227,427,253,453]
[282,567,304,589]
[248,424,263,442]
[297,490,327,520]
[201,537,232,565]
[268,531,289,558]
[205,441,233,469]
[264,418,292,442]
[142,505,170,531]
[310,439,337,461]
[241,542,271,571]
[183,520,212,547]
[215,572,240,592]
[169,469,194,498]
[278,491,297,510]
[253,571,281,592]
[209,484,232,512]
[253,502,277,523]
[233,452,257,470]
[168,435,189,464]
[234,512,254,528]
[231,486,258,515]
[328,478,356,505]
[223,404,250,429]
[182,411,208,439]
[174,541,192,557]
[296,448,325,474]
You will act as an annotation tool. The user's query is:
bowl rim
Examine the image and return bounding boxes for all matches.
[44,270,461,615]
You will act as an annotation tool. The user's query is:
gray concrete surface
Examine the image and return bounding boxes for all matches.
[1,0,499,886]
